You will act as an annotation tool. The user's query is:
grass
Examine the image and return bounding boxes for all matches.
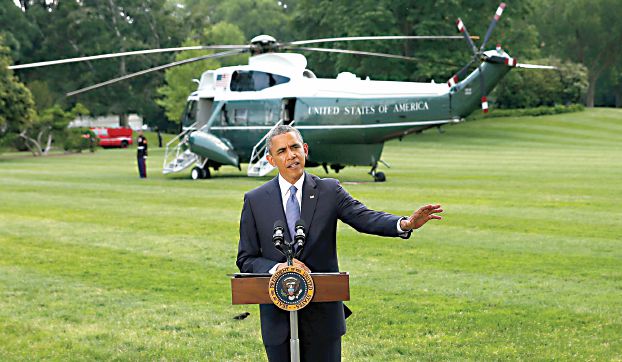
[0,108,621,360]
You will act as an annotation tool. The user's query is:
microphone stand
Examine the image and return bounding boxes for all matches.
[273,222,305,362]
[284,240,300,362]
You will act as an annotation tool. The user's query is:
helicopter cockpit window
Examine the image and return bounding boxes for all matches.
[182,100,198,128]
[230,71,290,92]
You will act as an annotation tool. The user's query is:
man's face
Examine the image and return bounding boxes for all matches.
[266,131,308,184]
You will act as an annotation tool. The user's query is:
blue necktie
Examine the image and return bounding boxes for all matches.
[286,185,300,241]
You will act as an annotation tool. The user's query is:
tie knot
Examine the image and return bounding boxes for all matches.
[289,185,297,195]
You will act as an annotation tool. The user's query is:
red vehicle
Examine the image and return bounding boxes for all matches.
[91,127,133,148]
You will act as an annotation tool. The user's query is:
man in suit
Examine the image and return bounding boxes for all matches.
[237,125,442,361]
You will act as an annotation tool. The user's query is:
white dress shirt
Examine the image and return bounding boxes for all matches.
[269,174,304,274]
[278,173,304,212]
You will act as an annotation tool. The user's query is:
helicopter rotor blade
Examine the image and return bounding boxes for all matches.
[66,48,246,97]
[516,63,557,69]
[288,46,421,61]
[456,59,477,80]
[479,63,488,113]
[288,35,478,46]
[455,18,479,56]
[447,58,476,88]
[289,46,459,67]
[479,3,506,52]
[9,45,249,70]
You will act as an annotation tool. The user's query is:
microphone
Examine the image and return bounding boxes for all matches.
[273,220,286,253]
[294,219,306,257]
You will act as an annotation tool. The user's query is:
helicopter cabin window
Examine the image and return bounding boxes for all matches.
[229,71,290,92]
[234,109,248,125]
[265,108,274,125]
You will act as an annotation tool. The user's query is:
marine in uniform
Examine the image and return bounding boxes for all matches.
[136,131,148,178]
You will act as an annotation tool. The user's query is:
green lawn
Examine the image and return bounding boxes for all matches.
[1,108,621,360]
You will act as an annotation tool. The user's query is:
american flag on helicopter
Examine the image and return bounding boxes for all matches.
[216,73,230,88]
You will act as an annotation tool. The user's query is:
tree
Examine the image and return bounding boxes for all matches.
[157,22,247,123]
[609,68,622,107]
[493,58,588,108]
[0,38,37,148]
[0,0,40,62]
[18,102,90,156]
[595,66,622,107]
[536,0,622,107]
[179,0,293,41]
[290,0,540,82]
[12,0,186,125]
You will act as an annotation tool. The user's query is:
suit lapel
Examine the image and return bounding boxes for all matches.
[300,172,318,237]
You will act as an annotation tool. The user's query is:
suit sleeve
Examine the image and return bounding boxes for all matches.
[335,181,408,238]
[236,194,279,273]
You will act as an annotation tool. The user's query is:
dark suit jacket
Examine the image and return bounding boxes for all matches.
[236,172,408,346]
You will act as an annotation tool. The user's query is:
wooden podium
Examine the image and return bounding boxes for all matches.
[231,272,350,305]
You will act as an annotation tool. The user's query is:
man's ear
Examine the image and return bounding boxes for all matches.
[303,143,309,157]
[266,153,276,167]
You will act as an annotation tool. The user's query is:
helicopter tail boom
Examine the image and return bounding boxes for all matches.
[449,59,511,117]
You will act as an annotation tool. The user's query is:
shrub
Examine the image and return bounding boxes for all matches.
[63,128,97,153]
[493,58,588,108]
[468,104,584,120]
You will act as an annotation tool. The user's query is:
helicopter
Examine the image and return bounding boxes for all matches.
[9,3,553,182]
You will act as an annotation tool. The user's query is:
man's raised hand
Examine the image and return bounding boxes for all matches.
[400,204,443,231]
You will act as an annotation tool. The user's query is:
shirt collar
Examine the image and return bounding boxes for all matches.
[278,172,305,198]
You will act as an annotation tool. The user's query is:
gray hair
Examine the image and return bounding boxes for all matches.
[266,125,304,154]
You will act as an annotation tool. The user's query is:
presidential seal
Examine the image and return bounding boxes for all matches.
[268,265,315,311]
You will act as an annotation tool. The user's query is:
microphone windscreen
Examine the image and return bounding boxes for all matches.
[295,219,306,230]
[274,219,286,229]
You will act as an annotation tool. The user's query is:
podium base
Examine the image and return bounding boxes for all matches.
[290,310,300,362]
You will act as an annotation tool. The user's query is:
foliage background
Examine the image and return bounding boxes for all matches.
[0,0,620,135]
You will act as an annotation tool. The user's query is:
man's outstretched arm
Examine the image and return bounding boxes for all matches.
[399,204,443,231]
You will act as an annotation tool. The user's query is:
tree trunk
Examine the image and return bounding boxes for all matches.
[19,131,42,157]
[42,133,53,155]
[119,113,129,127]
[586,74,598,108]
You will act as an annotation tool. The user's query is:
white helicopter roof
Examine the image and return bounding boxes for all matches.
[194,53,449,100]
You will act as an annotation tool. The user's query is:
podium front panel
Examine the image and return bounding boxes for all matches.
[231,272,349,305]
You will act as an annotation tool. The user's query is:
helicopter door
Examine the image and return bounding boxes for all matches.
[181,97,214,130]
[196,98,214,128]
[281,98,296,125]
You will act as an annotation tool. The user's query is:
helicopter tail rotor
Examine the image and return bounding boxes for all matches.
[449,3,508,113]
[515,63,557,70]
[484,47,557,69]
[449,3,556,113]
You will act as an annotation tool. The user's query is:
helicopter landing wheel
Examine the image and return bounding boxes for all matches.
[369,162,386,182]
[373,171,386,182]
[191,167,209,180]
[330,164,345,174]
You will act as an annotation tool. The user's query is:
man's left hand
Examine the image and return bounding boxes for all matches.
[400,204,443,231]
